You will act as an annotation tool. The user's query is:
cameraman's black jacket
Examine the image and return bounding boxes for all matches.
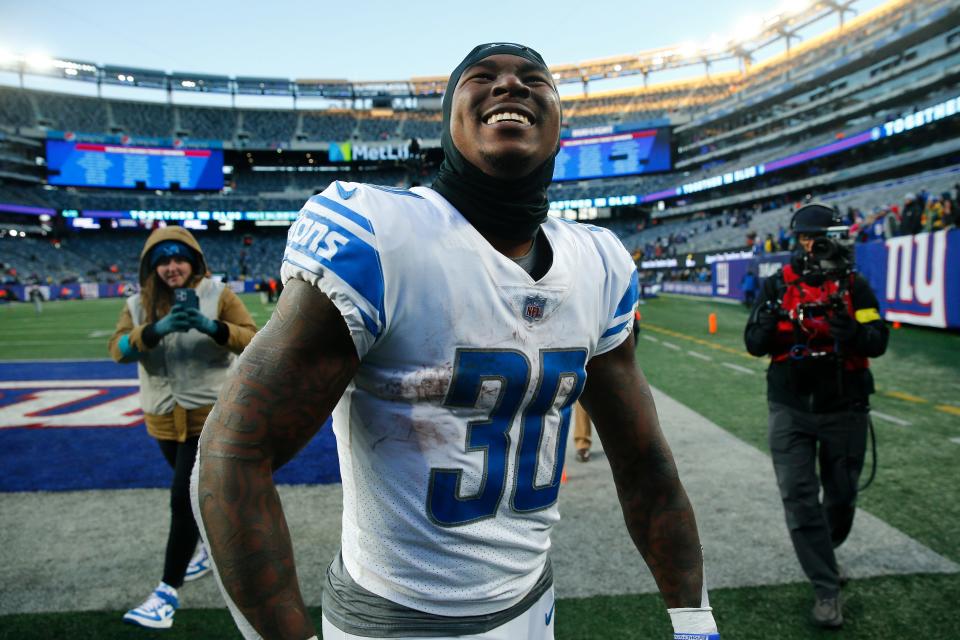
[744,268,888,413]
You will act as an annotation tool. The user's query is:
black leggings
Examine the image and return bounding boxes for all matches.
[157,437,200,589]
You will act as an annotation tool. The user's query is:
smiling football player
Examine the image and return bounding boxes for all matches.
[193,42,719,640]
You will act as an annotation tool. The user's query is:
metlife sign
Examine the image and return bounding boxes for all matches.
[351,144,413,161]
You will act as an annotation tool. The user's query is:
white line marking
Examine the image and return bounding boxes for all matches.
[687,350,713,361]
[871,411,912,427]
[87,330,113,338]
[662,341,681,351]
[721,362,755,375]
[949,437,960,445]
[0,379,137,389]
[642,335,659,343]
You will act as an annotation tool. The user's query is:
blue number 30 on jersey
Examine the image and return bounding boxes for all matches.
[427,348,587,527]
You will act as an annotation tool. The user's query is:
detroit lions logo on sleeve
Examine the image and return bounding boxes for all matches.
[283,189,386,340]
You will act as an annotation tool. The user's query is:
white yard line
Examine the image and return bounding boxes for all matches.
[641,335,659,343]
[662,341,681,351]
[687,350,713,362]
[721,362,755,375]
[871,411,912,427]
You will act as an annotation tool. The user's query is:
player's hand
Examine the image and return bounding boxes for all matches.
[184,308,219,336]
[154,305,192,336]
[828,309,859,343]
[669,607,719,639]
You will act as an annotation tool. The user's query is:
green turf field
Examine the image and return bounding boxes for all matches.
[1,293,958,639]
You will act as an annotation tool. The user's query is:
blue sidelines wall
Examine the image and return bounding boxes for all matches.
[668,231,960,330]
[0,360,339,492]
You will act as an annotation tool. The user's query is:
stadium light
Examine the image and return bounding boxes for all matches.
[703,35,728,55]
[778,0,812,16]
[0,50,16,69]
[24,53,55,71]
[732,14,766,44]
[678,42,699,60]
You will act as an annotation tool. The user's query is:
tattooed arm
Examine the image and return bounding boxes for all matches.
[194,279,359,640]
[579,334,705,609]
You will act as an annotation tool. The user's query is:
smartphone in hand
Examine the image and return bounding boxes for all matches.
[174,288,199,311]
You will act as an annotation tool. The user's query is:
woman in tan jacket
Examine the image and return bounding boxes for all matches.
[108,226,257,630]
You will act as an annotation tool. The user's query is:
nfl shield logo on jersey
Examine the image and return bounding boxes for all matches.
[523,295,547,322]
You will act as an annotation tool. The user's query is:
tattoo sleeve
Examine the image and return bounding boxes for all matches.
[580,335,705,608]
[195,279,360,639]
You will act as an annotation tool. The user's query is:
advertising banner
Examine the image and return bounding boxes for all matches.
[857,229,960,329]
[662,282,712,296]
[710,251,790,302]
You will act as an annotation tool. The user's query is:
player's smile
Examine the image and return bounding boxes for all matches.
[451,54,560,179]
[481,105,536,128]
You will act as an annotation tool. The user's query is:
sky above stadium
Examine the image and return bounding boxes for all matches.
[0,0,886,83]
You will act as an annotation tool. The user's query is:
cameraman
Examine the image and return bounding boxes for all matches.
[744,203,888,629]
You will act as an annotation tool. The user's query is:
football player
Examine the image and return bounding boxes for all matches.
[193,43,719,640]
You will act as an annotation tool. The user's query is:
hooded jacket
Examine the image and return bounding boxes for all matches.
[108,227,257,441]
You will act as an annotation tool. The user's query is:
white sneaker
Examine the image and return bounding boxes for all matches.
[184,542,211,582]
[122,582,178,629]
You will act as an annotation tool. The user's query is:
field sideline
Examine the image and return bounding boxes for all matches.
[1,293,958,639]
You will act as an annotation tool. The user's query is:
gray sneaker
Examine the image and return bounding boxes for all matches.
[812,596,843,629]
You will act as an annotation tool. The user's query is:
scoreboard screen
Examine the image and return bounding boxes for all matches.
[46,141,224,191]
[553,128,672,182]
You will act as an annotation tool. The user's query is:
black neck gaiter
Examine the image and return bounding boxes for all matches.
[431,43,560,243]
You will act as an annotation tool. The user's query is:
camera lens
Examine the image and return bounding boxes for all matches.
[810,237,836,259]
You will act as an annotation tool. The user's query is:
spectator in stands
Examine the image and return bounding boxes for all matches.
[763,233,775,254]
[900,193,923,235]
[941,193,957,229]
[108,227,257,630]
[922,195,944,232]
[778,225,789,252]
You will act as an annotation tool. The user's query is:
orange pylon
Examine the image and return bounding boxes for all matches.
[708,313,718,335]
[561,469,568,485]
[892,321,902,329]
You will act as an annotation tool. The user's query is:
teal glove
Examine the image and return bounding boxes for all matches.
[117,334,142,363]
[184,308,219,336]
[154,306,192,336]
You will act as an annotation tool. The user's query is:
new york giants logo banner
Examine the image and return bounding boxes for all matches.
[856,229,960,329]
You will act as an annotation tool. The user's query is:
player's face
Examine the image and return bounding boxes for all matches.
[450,54,560,179]
[155,256,193,288]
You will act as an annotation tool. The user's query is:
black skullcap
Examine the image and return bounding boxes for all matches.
[431,43,560,243]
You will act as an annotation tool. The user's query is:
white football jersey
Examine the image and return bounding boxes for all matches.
[280,182,638,616]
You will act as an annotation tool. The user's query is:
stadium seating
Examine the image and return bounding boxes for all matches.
[238,109,298,145]
[299,111,357,141]
[0,86,37,130]
[33,91,108,134]
[178,106,238,141]
[355,115,402,141]
[2,0,958,291]
[110,100,174,138]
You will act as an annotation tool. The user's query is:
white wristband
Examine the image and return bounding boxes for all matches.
[668,606,719,639]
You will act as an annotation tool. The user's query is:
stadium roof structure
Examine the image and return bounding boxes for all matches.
[0,0,909,99]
